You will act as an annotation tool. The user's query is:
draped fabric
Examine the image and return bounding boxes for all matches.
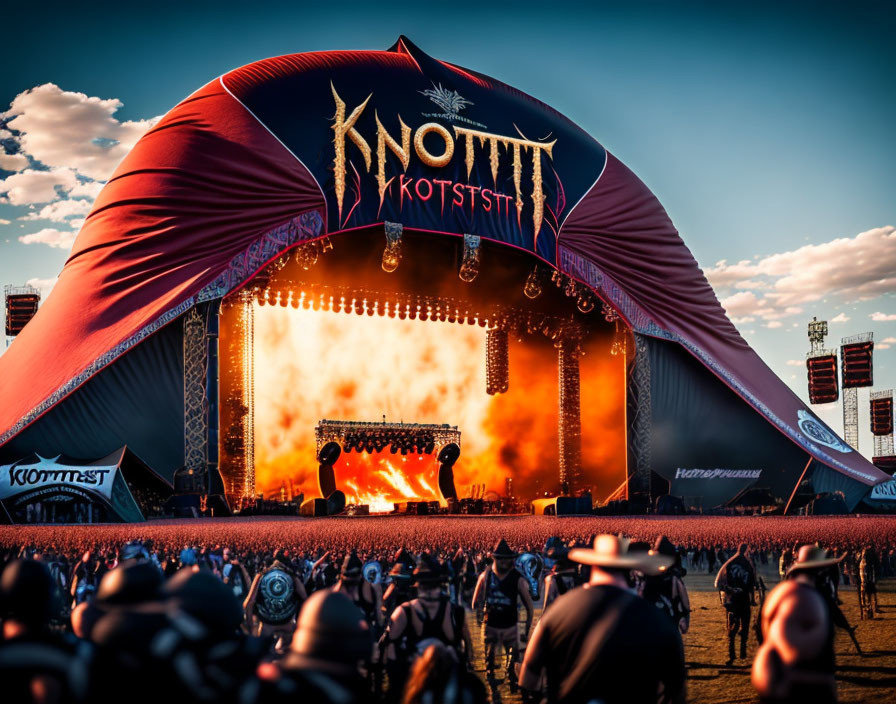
[0,36,885,498]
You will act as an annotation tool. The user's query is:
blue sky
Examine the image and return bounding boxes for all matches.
[1,0,894,457]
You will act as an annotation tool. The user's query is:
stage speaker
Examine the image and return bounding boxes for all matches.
[810,495,848,515]
[318,442,342,464]
[437,443,461,501]
[318,463,337,498]
[300,498,328,517]
[326,490,346,515]
[399,501,429,515]
[655,494,685,515]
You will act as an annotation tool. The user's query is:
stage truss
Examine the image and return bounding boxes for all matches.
[218,229,633,502]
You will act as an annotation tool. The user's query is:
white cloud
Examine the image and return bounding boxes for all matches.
[18,227,78,249]
[706,227,896,317]
[882,337,896,344]
[766,320,783,328]
[786,359,805,366]
[20,198,92,222]
[871,312,896,322]
[68,180,104,199]
[0,168,77,205]
[720,291,759,320]
[2,83,157,181]
[830,312,850,323]
[25,277,57,297]
[0,152,29,171]
[0,218,10,225]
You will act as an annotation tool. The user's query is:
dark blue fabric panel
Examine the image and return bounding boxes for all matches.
[647,338,826,508]
[0,320,184,481]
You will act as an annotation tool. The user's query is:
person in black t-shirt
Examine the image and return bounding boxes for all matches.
[715,543,757,665]
[471,538,534,687]
[519,534,685,704]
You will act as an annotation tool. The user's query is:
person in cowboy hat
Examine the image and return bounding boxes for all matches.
[752,544,840,704]
[332,551,384,633]
[641,535,691,635]
[381,554,472,697]
[519,534,685,704]
[471,538,534,688]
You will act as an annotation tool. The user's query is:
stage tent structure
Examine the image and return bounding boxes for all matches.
[0,37,888,512]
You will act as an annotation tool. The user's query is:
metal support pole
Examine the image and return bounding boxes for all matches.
[783,456,813,516]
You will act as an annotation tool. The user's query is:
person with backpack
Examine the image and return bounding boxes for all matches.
[640,536,690,634]
[243,550,307,649]
[381,554,472,697]
[715,543,757,665]
[542,543,581,612]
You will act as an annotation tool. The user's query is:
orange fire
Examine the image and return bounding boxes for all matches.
[252,305,626,505]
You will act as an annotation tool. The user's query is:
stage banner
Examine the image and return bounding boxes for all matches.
[644,338,853,509]
[223,40,607,265]
[869,480,896,501]
[0,450,122,503]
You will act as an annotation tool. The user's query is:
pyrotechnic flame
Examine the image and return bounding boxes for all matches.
[251,306,625,503]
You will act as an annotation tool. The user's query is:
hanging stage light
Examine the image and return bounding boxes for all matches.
[486,327,510,395]
[576,290,595,313]
[601,302,620,323]
[523,266,544,299]
[382,222,403,273]
[295,240,321,270]
[459,233,481,282]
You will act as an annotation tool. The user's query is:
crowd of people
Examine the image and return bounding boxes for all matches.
[0,517,893,703]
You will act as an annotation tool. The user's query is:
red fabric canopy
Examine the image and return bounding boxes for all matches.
[0,39,886,490]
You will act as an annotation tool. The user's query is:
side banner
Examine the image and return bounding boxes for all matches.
[0,453,121,502]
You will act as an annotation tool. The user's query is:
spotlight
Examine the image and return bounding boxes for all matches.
[382,222,403,273]
[301,292,310,309]
[459,233,481,282]
[523,266,544,299]
[338,296,346,313]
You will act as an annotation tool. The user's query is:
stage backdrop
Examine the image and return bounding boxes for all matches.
[0,37,887,508]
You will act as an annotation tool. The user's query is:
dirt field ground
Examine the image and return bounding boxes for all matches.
[473,566,896,703]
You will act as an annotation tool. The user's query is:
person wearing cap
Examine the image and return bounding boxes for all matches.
[333,550,384,633]
[382,554,473,696]
[752,544,839,704]
[248,589,374,704]
[471,538,533,687]
[715,543,757,665]
[542,541,581,612]
[519,534,685,704]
